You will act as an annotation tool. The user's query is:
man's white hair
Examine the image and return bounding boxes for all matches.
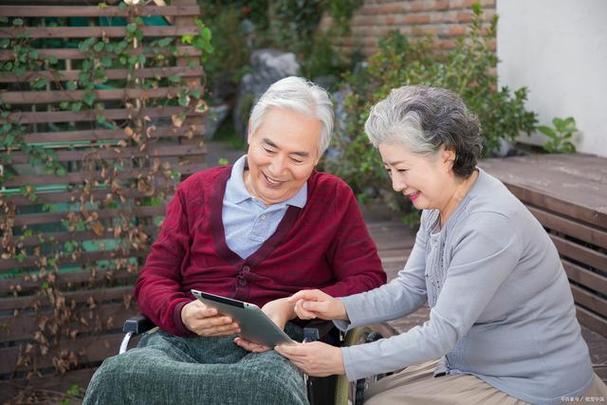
[248,76,334,156]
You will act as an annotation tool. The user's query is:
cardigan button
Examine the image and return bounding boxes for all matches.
[238,278,247,286]
[242,265,250,272]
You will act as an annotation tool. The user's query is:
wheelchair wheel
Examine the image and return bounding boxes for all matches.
[334,323,399,405]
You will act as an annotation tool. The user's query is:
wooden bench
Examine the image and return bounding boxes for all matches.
[481,153,607,338]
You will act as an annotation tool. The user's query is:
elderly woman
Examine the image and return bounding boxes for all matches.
[277,86,607,404]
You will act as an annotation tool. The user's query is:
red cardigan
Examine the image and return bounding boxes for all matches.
[134,165,386,336]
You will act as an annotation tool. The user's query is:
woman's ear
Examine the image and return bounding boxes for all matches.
[442,148,456,171]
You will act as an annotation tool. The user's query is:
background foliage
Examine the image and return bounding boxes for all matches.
[323,5,538,217]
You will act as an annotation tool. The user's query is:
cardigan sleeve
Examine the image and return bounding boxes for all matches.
[320,185,387,298]
[340,212,521,381]
[134,187,194,337]
[333,210,430,331]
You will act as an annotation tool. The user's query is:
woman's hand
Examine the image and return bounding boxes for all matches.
[288,289,348,321]
[234,297,295,353]
[181,300,240,337]
[275,341,345,377]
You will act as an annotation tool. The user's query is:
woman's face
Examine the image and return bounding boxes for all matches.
[378,142,455,211]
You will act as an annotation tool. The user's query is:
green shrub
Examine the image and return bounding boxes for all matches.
[324,5,537,218]
[538,117,577,153]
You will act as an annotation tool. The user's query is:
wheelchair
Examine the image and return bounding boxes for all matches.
[119,315,399,405]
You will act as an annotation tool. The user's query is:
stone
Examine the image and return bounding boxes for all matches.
[233,49,300,138]
[202,104,230,140]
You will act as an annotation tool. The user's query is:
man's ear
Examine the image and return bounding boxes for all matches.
[247,122,253,145]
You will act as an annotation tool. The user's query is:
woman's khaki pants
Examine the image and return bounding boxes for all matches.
[365,359,607,405]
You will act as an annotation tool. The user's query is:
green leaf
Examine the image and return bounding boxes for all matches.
[101,56,113,67]
[82,59,92,71]
[157,37,173,47]
[94,41,105,52]
[32,77,48,89]
[66,80,78,91]
[83,91,95,107]
[12,18,24,27]
[126,23,138,34]
[181,34,193,45]
[55,166,67,176]
[190,88,201,99]
[96,114,108,125]
[536,125,556,137]
[167,74,180,83]
[71,102,82,112]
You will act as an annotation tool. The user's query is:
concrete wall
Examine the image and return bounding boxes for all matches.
[497,0,607,156]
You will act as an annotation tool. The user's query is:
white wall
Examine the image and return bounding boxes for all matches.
[497,0,607,157]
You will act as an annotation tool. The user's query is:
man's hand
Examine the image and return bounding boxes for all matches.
[181,299,240,337]
[288,289,348,321]
[275,341,345,377]
[234,297,295,353]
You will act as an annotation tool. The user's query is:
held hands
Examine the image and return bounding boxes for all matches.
[181,299,240,337]
[288,289,348,322]
[234,297,295,353]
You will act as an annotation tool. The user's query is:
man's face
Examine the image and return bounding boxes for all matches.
[245,108,322,205]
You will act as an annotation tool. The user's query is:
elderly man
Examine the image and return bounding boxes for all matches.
[83,77,386,404]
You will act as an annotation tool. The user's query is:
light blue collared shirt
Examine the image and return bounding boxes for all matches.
[222,155,307,259]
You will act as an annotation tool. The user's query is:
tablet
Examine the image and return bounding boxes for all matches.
[191,289,295,347]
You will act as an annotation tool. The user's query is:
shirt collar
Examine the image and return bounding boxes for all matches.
[224,155,308,208]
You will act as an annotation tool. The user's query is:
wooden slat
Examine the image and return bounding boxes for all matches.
[1,86,199,105]
[509,183,607,231]
[1,174,190,206]
[529,206,607,250]
[0,248,148,272]
[0,66,203,83]
[481,155,607,229]
[8,143,205,164]
[0,285,133,312]
[13,205,164,227]
[20,123,202,143]
[0,268,139,295]
[4,161,203,187]
[5,106,203,124]
[0,332,125,375]
[551,234,607,273]
[0,26,199,39]
[564,259,607,295]
[0,46,202,61]
[577,305,607,338]
[0,5,200,17]
[571,284,607,319]
[14,225,159,249]
[0,367,97,404]
[0,301,137,342]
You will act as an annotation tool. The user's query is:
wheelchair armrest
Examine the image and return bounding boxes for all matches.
[122,314,156,335]
[303,319,337,342]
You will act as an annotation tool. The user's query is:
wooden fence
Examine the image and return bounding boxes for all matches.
[0,1,206,401]
[482,154,607,338]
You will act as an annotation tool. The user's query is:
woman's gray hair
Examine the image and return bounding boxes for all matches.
[249,76,334,156]
[365,85,482,178]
